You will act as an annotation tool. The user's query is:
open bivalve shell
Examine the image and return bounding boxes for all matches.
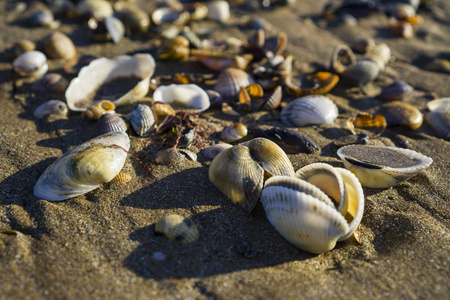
[260,163,364,254]
[65,53,155,111]
[337,145,433,188]
[281,95,338,127]
[33,131,130,201]
[152,84,210,112]
[209,138,295,213]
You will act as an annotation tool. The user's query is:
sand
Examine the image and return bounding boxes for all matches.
[0,0,449,299]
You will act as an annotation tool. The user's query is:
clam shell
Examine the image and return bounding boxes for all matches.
[33,100,68,120]
[33,132,130,201]
[77,0,113,19]
[253,128,320,154]
[13,50,48,77]
[221,123,248,142]
[214,68,256,97]
[31,73,69,93]
[365,43,391,70]
[261,176,349,254]
[153,84,210,112]
[6,40,36,60]
[42,32,76,60]
[155,215,199,243]
[65,53,155,111]
[155,148,185,165]
[103,15,126,44]
[280,96,339,127]
[96,113,127,136]
[427,98,450,112]
[425,110,450,140]
[201,143,233,160]
[378,81,414,100]
[151,102,175,125]
[379,101,423,130]
[130,104,156,136]
[261,86,282,111]
[341,59,381,86]
[115,4,150,34]
[206,1,230,23]
[337,145,433,188]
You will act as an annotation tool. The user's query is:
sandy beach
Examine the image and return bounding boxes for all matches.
[0,0,449,299]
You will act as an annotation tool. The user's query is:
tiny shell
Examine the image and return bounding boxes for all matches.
[153,84,210,112]
[77,0,113,19]
[201,143,233,160]
[365,43,391,70]
[427,98,450,112]
[261,86,282,111]
[337,145,433,188]
[158,36,190,60]
[13,50,48,77]
[115,4,150,34]
[341,59,381,87]
[378,81,414,100]
[351,38,375,54]
[96,113,127,136]
[6,40,36,60]
[221,123,248,142]
[379,101,423,130]
[214,68,256,97]
[280,96,339,127]
[130,104,156,136]
[33,100,68,120]
[31,73,69,93]
[155,148,185,165]
[42,32,77,60]
[285,72,339,96]
[155,215,199,243]
[350,113,387,136]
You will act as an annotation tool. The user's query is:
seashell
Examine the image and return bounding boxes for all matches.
[280,95,339,127]
[334,133,369,147]
[285,72,339,96]
[185,3,208,21]
[33,131,130,201]
[64,55,98,75]
[425,110,450,140]
[31,73,69,93]
[379,101,423,130]
[330,45,356,74]
[153,84,210,113]
[201,143,233,160]
[261,86,282,111]
[42,32,77,61]
[337,145,433,188]
[115,3,150,34]
[378,80,414,100]
[350,38,375,54]
[365,43,391,70]
[151,102,175,125]
[13,50,48,78]
[209,138,295,212]
[252,127,320,154]
[112,171,133,183]
[392,21,414,39]
[178,149,197,161]
[221,123,248,142]
[155,215,199,243]
[155,148,185,165]
[206,1,230,23]
[424,59,450,74]
[91,16,125,44]
[260,165,364,254]
[156,115,181,134]
[246,84,264,98]
[6,40,36,60]
[341,59,381,87]
[151,7,189,26]
[28,8,58,28]
[427,98,450,112]
[178,128,196,148]
[96,113,127,136]
[214,68,256,97]
[77,0,113,19]
[130,104,156,136]
[158,36,190,60]
[82,100,115,121]
[192,52,253,71]
[65,53,155,111]
[350,113,387,136]
[96,100,115,112]
[33,100,68,120]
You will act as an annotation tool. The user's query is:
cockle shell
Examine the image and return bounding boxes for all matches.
[221,123,248,142]
[425,110,450,140]
[13,50,48,77]
[261,86,282,111]
[155,215,199,243]
[95,113,127,136]
[341,59,381,87]
[153,84,210,112]
[33,100,68,120]
[42,32,76,60]
[65,53,155,111]
[33,131,130,201]
[337,145,433,188]
[261,164,364,254]
[280,96,339,127]
[130,104,156,136]
[214,68,256,97]
[155,148,185,165]
[365,43,391,70]
[201,143,233,160]
[209,138,294,212]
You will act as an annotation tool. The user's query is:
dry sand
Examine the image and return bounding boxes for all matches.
[0,0,449,299]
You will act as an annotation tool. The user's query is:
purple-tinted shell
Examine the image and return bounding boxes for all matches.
[378,81,414,100]
[201,143,233,160]
[96,113,127,136]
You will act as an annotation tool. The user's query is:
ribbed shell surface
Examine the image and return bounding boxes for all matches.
[130,104,155,136]
[280,96,338,127]
[96,113,127,135]
[261,176,349,254]
[425,110,450,140]
[342,59,380,86]
[213,68,255,97]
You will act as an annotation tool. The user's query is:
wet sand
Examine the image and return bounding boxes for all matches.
[0,1,449,299]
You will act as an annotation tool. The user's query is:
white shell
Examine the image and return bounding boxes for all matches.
[425,110,450,140]
[280,96,339,127]
[155,215,199,243]
[65,54,155,111]
[153,84,210,112]
[427,98,450,112]
[33,100,68,119]
[13,50,48,77]
[206,1,230,23]
[33,132,130,201]
[337,145,433,188]
[201,143,233,160]
[221,123,248,142]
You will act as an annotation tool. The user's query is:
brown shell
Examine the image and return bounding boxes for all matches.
[42,32,76,60]
[261,86,282,111]
[379,101,423,130]
[349,113,387,136]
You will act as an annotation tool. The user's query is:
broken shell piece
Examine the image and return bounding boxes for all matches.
[155,148,185,165]
[33,100,68,119]
[252,127,319,154]
[155,215,199,243]
[350,113,387,136]
[31,73,69,93]
[201,143,233,160]
[281,96,338,127]
[221,123,248,142]
[151,102,175,124]
[285,72,339,96]
[337,145,433,188]
[153,84,210,113]
[65,53,156,111]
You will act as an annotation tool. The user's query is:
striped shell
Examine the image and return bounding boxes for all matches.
[130,104,156,136]
[425,110,450,140]
[209,138,295,213]
[153,84,210,112]
[155,148,185,165]
[13,50,48,77]
[337,145,433,188]
[201,143,233,160]
[365,43,391,70]
[33,100,68,120]
[341,59,381,86]
[379,101,423,130]
[96,113,127,136]
[214,68,256,97]
[281,96,338,127]
[261,86,282,111]
[33,132,130,201]
[261,164,364,254]
[221,123,248,142]
[155,215,199,243]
